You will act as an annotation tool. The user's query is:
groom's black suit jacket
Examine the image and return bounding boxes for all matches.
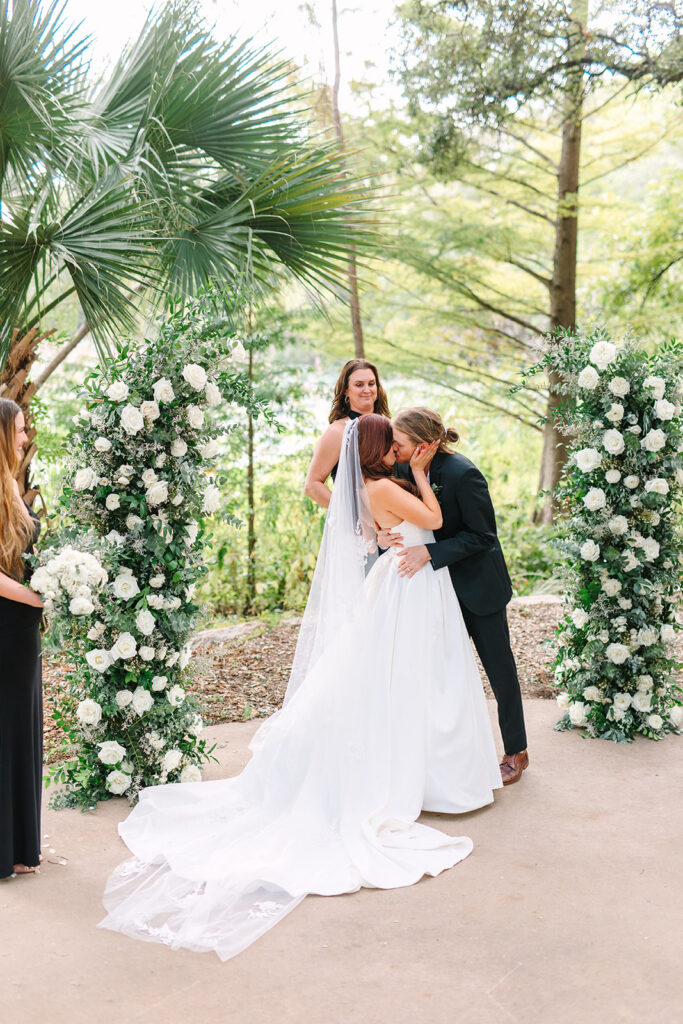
[398,451,512,617]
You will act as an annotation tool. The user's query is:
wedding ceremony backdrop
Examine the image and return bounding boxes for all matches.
[1,0,682,804]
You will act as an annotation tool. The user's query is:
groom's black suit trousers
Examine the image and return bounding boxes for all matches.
[459,604,527,756]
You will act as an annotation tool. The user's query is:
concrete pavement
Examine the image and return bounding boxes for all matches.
[1,700,681,1024]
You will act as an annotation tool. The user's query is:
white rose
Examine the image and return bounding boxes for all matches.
[112,574,140,600]
[69,596,95,616]
[637,627,658,647]
[120,404,144,435]
[105,493,120,511]
[182,363,208,391]
[146,480,169,507]
[98,740,126,765]
[141,468,158,486]
[643,376,666,400]
[147,731,166,751]
[608,377,630,397]
[646,714,663,731]
[185,523,198,547]
[167,684,185,707]
[231,340,248,364]
[153,377,175,404]
[623,475,639,489]
[583,487,606,511]
[165,596,182,611]
[161,748,183,773]
[136,609,156,636]
[139,646,155,661]
[187,405,205,430]
[577,365,600,390]
[574,448,601,473]
[641,538,660,562]
[571,608,589,628]
[613,693,631,712]
[151,675,168,691]
[106,380,129,402]
[580,540,600,562]
[149,574,164,588]
[76,699,102,726]
[589,340,617,370]
[166,651,180,667]
[115,690,133,709]
[654,398,676,421]
[85,648,111,673]
[147,594,164,609]
[74,467,98,491]
[126,514,143,530]
[569,702,589,727]
[641,429,666,453]
[178,647,191,670]
[603,429,625,455]
[106,770,131,795]
[617,598,632,610]
[623,550,640,571]
[661,624,676,643]
[556,692,570,710]
[141,400,160,422]
[605,403,624,423]
[605,470,621,485]
[131,687,154,717]
[601,578,622,597]
[605,643,629,665]
[181,764,202,783]
[669,706,683,728]
[116,464,133,486]
[171,492,183,506]
[199,439,220,460]
[155,454,167,469]
[171,438,188,457]
[106,530,124,545]
[111,631,137,660]
[87,621,105,641]
[204,381,221,407]
[202,484,221,514]
[644,478,669,495]
[583,685,602,703]
[94,437,112,452]
[627,425,642,435]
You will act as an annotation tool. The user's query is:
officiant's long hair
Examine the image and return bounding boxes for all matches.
[393,407,459,453]
[0,398,34,580]
[329,359,390,423]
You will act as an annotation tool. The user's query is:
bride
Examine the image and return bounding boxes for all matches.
[99,415,502,960]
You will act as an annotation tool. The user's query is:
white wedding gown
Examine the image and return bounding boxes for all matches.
[99,521,502,960]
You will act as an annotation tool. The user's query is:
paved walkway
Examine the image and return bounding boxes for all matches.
[1,701,680,1024]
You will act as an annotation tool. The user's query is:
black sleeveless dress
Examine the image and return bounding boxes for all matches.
[0,506,43,877]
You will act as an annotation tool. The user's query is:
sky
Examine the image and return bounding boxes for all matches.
[61,0,399,111]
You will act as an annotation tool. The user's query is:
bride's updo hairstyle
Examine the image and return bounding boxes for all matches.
[329,359,390,423]
[393,407,459,453]
[358,414,416,494]
[0,398,34,580]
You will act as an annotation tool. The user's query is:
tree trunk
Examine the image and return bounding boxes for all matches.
[533,2,586,525]
[243,342,256,615]
[0,327,55,509]
[331,0,364,358]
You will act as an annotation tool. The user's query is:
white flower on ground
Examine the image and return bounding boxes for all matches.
[153,377,175,404]
[605,643,629,665]
[85,648,111,673]
[643,376,666,400]
[605,403,624,423]
[141,400,160,422]
[623,475,639,489]
[187,405,205,430]
[161,748,183,773]
[139,646,155,661]
[605,469,621,484]
[580,540,600,562]
[131,687,154,716]
[106,381,129,402]
[141,468,158,486]
[569,702,589,727]
[646,714,663,731]
[661,624,676,643]
[613,693,631,712]
[112,574,140,600]
[641,538,660,562]
[171,438,188,457]
[571,608,589,628]
[556,692,570,710]
[106,770,131,795]
[589,341,617,370]
[577,366,600,390]
[98,740,126,765]
[574,448,601,473]
[77,699,102,726]
[601,578,622,597]
[231,341,248,364]
[645,478,669,495]
[181,764,202,783]
[603,429,625,455]
[94,437,112,452]
[146,480,169,507]
[105,493,120,511]
[608,377,630,397]
[115,690,133,709]
[149,574,164,588]
[151,675,168,691]
[120,404,144,435]
[199,438,220,460]
[583,487,606,511]
[182,364,208,391]
[74,467,99,491]
[167,684,185,707]
[136,609,156,636]
[69,596,95,615]
[637,627,658,647]
[641,429,666,452]
[111,632,137,660]
[205,381,221,407]
[202,484,221,514]
[669,706,683,728]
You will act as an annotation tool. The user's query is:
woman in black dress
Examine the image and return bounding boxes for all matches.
[0,398,44,878]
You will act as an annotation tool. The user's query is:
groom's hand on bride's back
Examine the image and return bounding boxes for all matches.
[377,528,404,549]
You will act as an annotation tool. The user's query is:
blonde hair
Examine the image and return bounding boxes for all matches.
[393,407,460,452]
[0,399,34,580]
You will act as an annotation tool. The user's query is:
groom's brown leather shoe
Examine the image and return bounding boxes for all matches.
[499,750,529,786]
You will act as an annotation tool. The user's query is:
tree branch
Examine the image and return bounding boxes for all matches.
[32,321,90,393]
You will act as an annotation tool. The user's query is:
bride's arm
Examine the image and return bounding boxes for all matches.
[369,444,442,530]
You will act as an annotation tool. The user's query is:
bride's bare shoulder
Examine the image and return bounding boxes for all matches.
[365,477,401,495]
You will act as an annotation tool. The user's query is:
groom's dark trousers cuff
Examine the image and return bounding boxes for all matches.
[460,604,527,756]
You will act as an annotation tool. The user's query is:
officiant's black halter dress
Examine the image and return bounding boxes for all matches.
[0,506,43,878]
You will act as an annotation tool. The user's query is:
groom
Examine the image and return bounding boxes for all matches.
[379,407,529,785]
